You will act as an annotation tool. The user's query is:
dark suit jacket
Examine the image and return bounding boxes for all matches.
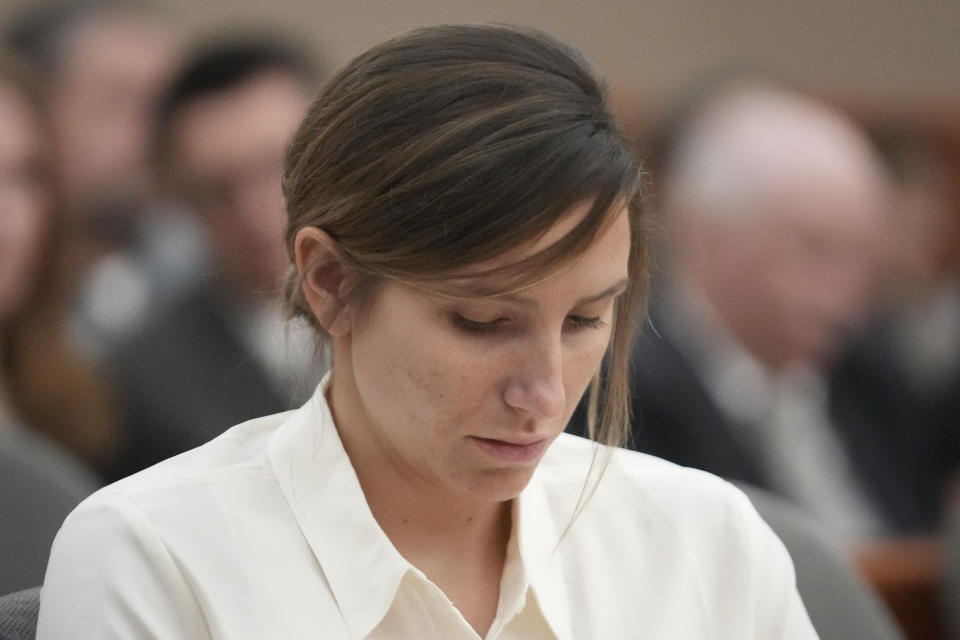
[830,318,960,531]
[103,285,315,481]
[623,305,934,535]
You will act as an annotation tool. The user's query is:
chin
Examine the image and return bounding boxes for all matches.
[456,466,538,503]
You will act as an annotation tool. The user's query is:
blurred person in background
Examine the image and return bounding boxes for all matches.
[832,129,960,532]
[5,0,187,356]
[0,52,100,592]
[102,36,324,481]
[625,77,912,542]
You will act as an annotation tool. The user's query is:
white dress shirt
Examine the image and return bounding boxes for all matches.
[38,380,817,639]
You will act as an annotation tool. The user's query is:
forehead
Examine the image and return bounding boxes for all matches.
[747,164,885,240]
[170,72,309,170]
[465,200,624,271]
[65,14,175,84]
[429,200,632,299]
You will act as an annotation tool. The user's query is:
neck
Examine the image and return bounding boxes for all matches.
[325,346,514,637]
[362,465,512,570]
[336,394,511,638]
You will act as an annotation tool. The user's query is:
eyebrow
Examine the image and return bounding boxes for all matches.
[495,278,630,307]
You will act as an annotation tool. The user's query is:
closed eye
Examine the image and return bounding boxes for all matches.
[452,312,606,337]
[566,315,606,331]
[452,313,506,336]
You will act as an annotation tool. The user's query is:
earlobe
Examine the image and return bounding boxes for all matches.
[294,227,352,336]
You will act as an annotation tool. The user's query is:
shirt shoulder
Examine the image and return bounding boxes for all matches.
[544,433,775,552]
[39,409,303,639]
[541,432,743,509]
[537,434,816,638]
[97,409,293,500]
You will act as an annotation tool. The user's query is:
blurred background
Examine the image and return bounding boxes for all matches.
[0,1,957,639]
[4,0,958,107]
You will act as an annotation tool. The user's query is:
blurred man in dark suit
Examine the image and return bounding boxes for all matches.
[625,78,915,540]
[103,37,324,480]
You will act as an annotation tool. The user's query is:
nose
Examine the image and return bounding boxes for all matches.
[503,335,566,420]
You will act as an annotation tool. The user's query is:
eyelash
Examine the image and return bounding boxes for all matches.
[568,315,607,330]
[451,313,606,336]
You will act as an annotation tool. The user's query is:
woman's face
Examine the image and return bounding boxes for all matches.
[332,202,631,503]
[0,86,50,320]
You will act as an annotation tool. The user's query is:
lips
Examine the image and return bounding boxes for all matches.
[469,436,550,464]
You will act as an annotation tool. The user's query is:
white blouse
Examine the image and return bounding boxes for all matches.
[37,383,817,639]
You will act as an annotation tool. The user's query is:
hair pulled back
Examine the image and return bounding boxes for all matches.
[282,24,647,453]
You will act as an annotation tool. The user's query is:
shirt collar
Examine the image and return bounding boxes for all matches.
[514,463,574,640]
[268,375,573,640]
[268,375,411,639]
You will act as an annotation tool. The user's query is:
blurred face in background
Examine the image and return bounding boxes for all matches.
[167,71,311,300]
[0,83,51,320]
[51,11,176,218]
[701,172,884,369]
[669,87,888,370]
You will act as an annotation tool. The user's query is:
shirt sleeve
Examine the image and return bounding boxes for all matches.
[37,493,210,640]
[730,486,821,639]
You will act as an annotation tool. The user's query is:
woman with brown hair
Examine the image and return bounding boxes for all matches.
[39,25,815,638]
[0,52,118,473]
[0,52,101,593]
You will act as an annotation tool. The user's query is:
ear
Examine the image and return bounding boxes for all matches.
[294,227,353,336]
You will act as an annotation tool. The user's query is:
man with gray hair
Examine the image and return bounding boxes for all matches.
[629,78,924,540]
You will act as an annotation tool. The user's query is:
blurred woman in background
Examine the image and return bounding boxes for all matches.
[0,52,102,592]
[0,53,117,473]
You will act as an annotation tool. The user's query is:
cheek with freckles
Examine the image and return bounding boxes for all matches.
[390,335,501,438]
[355,326,541,500]
[352,311,499,458]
